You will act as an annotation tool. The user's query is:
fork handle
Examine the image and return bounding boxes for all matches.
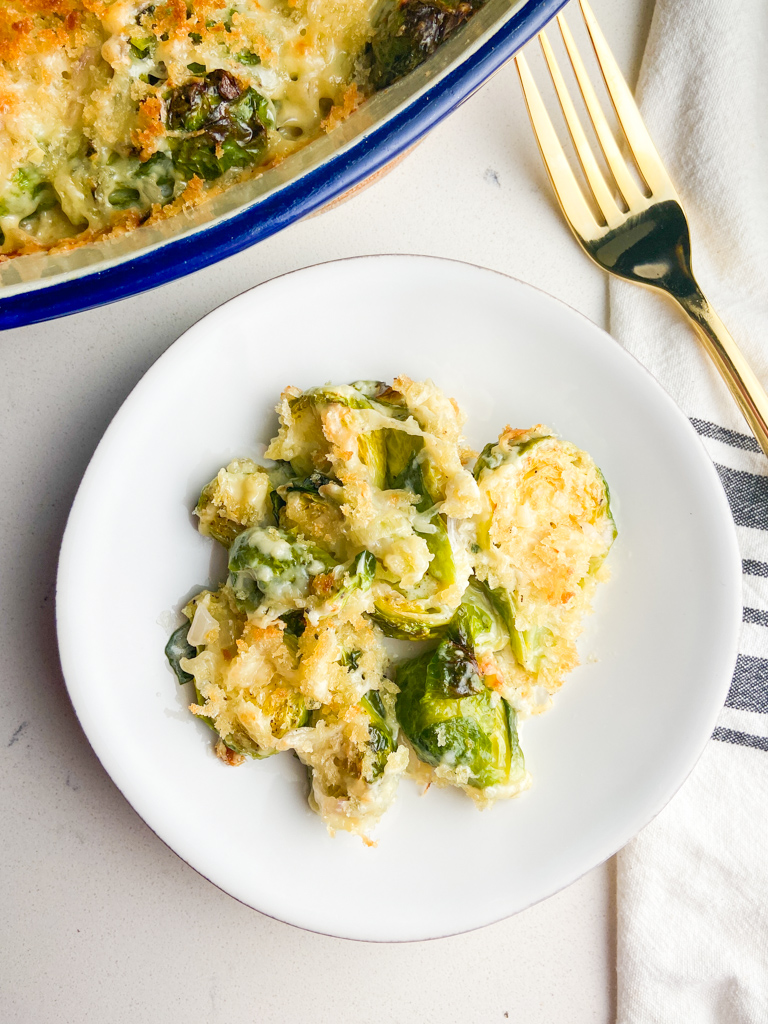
[675,287,768,458]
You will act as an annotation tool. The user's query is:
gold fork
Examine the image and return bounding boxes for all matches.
[515,0,768,457]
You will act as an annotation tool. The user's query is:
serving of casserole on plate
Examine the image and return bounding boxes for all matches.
[56,256,741,940]
[165,375,616,842]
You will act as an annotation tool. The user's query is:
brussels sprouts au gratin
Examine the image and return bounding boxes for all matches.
[0,0,487,258]
[166,377,616,842]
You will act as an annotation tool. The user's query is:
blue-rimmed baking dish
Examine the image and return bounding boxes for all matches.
[0,0,567,330]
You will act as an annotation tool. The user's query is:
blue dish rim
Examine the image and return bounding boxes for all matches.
[0,0,567,330]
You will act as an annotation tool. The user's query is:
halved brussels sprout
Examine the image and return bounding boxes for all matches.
[228,524,375,619]
[369,426,464,636]
[472,427,616,684]
[368,0,484,90]
[195,459,272,546]
[370,589,456,640]
[448,577,508,654]
[276,472,348,557]
[269,383,375,478]
[293,688,406,838]
[486,585,553,675]
[167,70,274,181]
[228,525,336,612]
[170,585,309,760]
[395,639,525,793]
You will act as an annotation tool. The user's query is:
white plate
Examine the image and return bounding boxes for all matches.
[57,255,741,941]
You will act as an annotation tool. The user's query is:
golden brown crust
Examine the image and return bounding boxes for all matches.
[0,0,380,260]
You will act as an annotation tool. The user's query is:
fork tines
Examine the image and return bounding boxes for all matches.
[515,0,676,238]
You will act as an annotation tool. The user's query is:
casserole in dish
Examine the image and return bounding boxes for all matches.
[0,0,567,328]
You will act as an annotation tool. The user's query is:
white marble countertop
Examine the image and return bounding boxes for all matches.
[1,1,654,1019]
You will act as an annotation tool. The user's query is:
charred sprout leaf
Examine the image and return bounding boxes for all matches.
[167,70,273,181]
[279,610,307,636]
[360,689,396,781]
[368,0,481,90]
[395,640,521,789]
[282,472,336,495]
[165,622,196,684]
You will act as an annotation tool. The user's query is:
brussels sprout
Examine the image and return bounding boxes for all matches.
[368,0,482,90]
[277,384,374,477]
[289,383,374,414]
[487,585,553,674]
[357,429,389,489]
[228,525,374,615]
[350,380,410,420]
[590,468,618,572]
[166,70,273,181]
[338,549,377,601]
[228,525,336,611]
[214,685,310,761]
[360,688,397,780]
[473,434,552,481]
[277,475,349,558]
[395,639,524,790]
[165,622,196,684]
[370,428,460,637]
[473,430,616,674]
[136,151,176,201]
[195,459,272,546]
[449,577,507,654]
[371,591,455,640]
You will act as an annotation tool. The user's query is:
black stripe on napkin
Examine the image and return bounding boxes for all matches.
[725,655,768,713]
[743,559,768,577]
[712,726,768,751]
[715,465,768,530]
[744,607,768,627]
[691,418,762,453]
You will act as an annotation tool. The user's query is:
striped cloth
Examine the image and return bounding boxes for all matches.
[608,0,768,1018]
[693,418,768,749]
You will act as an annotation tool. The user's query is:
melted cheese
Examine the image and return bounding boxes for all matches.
[0,0,375,255]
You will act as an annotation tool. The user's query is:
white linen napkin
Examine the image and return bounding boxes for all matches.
[609,0,768,1019]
